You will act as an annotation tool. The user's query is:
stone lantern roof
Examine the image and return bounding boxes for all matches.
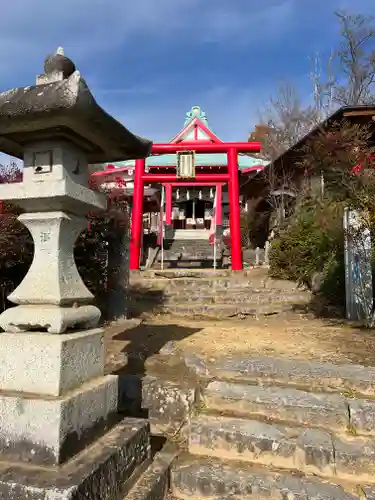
[0,47,152,163]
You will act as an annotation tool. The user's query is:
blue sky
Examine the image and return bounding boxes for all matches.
[0,0,374,167]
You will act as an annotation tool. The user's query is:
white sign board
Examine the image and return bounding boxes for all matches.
[344,208,373,322]
[176,151,196,179]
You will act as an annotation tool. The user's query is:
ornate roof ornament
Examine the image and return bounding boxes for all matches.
[184,105,209,126]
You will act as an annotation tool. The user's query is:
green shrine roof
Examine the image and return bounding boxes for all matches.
[109,106,269,172]
[111,153,265,171]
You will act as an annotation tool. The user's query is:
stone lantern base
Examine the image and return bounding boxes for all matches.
[0,419,151,500]
[0,328,153,499]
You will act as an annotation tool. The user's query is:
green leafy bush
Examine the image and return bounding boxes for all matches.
[269,199,346,306]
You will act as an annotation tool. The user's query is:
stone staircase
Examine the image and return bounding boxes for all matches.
[129,268,311,318]
[153,238,223,269]
[169,355,375,499]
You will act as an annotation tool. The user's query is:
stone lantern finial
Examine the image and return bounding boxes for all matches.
[37,47,76,85]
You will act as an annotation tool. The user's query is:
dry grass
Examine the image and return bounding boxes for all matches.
[105,311,375,373]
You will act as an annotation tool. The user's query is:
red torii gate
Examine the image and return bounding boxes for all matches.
[130,141,261,271]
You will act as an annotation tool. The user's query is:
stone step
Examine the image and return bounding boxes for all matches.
[203,381,375,436]
[126,442,179,500]
[130,280,310,294]
[133,269,253,278]
[152,263,221,270]
[130,291,309,305]
[155,252,219,260]
[189,415,375,483]
[159,245,215,251]
[135,303,298,318]
[161,241,214,248]
[158,246,217,254]
[131,275,298,286]
[171,231,209,240]
[158,254,217,261]
[208,355,375,397]
[159,247,215,257]
[130,279,302,293]
[171,455,367,499]
[130,286,300,298]
[152,262,222,271]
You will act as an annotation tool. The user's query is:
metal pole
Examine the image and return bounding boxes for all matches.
[255,247,260,266]
[264,241,270,266]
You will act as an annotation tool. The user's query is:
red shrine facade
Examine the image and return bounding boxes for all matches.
[93,106,266,271]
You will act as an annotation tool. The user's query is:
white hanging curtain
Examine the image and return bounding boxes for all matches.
[211,188,218,270]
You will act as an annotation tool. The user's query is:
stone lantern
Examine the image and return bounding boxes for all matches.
[0,48,152,498]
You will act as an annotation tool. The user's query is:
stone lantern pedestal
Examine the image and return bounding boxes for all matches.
[0,49,153,499]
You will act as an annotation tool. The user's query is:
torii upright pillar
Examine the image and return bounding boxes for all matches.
[228,147,242,270]
[130,158,145,270]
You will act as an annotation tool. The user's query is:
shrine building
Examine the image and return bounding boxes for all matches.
[93,106,268,270]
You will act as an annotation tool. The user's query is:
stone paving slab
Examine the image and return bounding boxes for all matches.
[209,356,375,396]
[189,415,375,482]
[171,456,359,499]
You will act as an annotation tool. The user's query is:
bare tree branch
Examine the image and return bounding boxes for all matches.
[309,51,337,120]
[333,11,375,105]
[253,83,320,161]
